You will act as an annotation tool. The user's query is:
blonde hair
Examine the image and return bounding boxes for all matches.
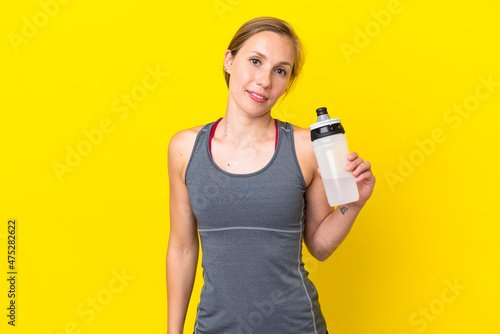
[224,16,305,97]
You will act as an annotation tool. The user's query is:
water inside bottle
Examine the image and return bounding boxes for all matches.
[322,175,359,207]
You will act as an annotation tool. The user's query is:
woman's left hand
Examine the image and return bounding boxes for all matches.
[346,152,376,206]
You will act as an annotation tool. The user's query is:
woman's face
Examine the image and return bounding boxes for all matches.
[225,31,295,117]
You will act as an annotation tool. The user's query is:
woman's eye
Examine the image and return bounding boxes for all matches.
[276,68,287,76]
[250,58,260,65]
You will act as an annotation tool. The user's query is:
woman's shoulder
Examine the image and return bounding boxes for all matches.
[169,125,204,148]
[290,123,310,142]
[168,125,205,170]
[289,123,312,151]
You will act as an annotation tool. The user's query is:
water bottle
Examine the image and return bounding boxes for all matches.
[310,107,359,207]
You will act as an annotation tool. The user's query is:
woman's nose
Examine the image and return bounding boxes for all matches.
[256,68,272,89]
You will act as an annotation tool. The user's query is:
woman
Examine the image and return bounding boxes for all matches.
[166,17,375,334]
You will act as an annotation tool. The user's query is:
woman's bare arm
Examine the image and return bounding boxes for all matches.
[293,126,375,261]
[166,128,201,334]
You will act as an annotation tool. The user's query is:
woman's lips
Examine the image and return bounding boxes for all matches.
[247,90,268,102]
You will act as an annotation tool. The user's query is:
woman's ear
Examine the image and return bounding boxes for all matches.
[223,50,233,73]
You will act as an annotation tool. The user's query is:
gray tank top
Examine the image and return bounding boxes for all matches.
[185,119,327,334]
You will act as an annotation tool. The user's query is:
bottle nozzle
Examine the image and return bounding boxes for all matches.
[316,107,328,116]
[315,107,330,123]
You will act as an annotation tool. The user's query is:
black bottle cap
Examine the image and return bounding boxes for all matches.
[310,122,345,141]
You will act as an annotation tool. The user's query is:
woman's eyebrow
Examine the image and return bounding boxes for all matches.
[249,50,292,67]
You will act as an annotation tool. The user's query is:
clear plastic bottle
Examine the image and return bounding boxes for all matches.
[310,107,359,207]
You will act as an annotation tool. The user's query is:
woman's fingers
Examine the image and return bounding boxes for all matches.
[355,166,374,182]
[346,155,363,172]
[352,160,371,176]
[344,153,375,183]
[347,152,358,161]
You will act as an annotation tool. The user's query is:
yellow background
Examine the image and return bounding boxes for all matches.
[1,0,499,333]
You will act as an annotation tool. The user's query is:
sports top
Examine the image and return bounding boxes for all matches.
[185,119,327,334]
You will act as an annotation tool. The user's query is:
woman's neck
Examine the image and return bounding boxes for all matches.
[216,109,275,146]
